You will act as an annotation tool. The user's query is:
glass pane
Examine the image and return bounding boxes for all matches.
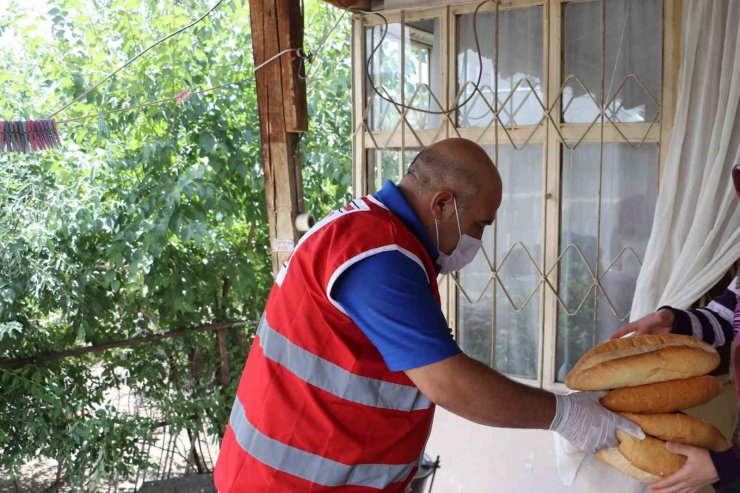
[365,19,443,132]
[371,150,402,191]
[457,144,543,378]
[458,282,493,366]
[456,7,544,128]
[493,144,543,378]
[604,0,661,123]
[458,214,495,354]
[562,0,662,124]
[366,24,401,132]
[556,143,658,381]
[370,148,420,191]
[406,19,443,130]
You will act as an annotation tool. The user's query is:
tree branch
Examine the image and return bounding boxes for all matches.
[0,320,247,370]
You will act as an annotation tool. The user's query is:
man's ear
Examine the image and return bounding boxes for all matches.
[429,190,455,220]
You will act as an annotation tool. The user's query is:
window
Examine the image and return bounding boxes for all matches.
[351,0,679,389]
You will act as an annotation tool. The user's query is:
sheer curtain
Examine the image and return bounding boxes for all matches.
[630,0,740,319]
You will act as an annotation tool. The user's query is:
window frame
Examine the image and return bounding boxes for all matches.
[350,0,682,391]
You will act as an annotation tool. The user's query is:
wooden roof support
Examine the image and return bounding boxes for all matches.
[249,0,308,272]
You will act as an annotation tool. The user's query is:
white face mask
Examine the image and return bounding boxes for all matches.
[435,197,482,275]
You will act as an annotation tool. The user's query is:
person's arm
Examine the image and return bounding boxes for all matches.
[611,280,737,345]
[405,353,555,428]
[646,442,740,493]
[334,251,643,453]
[710,447,740,489]
[404,353,644,453]
[332,251,461,371]
[660,282,736,347]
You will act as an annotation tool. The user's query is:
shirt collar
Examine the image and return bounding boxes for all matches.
[374,181,439,270]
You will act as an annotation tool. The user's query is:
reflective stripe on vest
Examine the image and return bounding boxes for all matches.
[258,316,432,412]
[229,397,417,488]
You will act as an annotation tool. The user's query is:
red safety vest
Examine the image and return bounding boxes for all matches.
[214,195,440,492]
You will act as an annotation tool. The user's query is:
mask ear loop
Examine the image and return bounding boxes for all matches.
[435,195,461,252]
[452,197,462,237]
[434,218,441,250]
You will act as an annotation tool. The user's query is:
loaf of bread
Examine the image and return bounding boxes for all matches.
[620,412,729,452]
[595,448,661,483]
[616,430,686,478]
[565,335,719,390]
[601,375,722,413]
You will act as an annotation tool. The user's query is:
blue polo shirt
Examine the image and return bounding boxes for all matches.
[331,181,461,371]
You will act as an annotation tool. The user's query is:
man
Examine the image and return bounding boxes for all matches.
[214,138,643,492]
[610,163,740,493]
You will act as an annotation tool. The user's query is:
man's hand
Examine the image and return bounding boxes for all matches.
[549,391,645,453]
[648,442,719,493]
[610,308,674,340]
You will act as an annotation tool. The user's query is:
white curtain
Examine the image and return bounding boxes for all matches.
[630,0,740,319]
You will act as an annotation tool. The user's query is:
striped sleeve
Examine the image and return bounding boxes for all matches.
[710,448,740,488]
[662,280,738,348]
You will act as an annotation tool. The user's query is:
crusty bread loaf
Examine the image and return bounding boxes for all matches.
[595,448,661,483]
[621,412,729,452]
[616,430,686,478]
[601,375,723,413]
[565,335,719,390]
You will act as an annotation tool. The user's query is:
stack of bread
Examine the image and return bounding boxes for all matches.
[565,334,729,483]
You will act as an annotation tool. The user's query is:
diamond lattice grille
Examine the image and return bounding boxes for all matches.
[353,0,665,379]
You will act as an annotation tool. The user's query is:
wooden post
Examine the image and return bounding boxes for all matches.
[249,0,308,273]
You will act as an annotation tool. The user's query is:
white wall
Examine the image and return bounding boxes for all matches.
[424,382,737,493]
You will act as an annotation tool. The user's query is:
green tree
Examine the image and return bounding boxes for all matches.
[0,0,352,488]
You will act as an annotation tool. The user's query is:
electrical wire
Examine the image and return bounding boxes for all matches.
[364,0,493,116]
[56,48,300,125]
[46,3,348,129]
[56,0,351,127]
[302,8,350,80]
[47,0,227,120]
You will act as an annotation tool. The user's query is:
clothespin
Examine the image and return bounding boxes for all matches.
[30,120,41,150]
[20,121,29,153]
[6,121,13,152]
[7,121,15,152]
[36,120,50,149]
[50,119,61,147]
[14,121,22,152]
[13,121,24,153]
[15,121,25,153]
[33,120,45,151]
[3,121,10,152]
[26,121,37,152]
[0,118,61,153]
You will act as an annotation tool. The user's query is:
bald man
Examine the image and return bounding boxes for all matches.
[214,138,643,493]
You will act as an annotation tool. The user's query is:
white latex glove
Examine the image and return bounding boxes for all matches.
[549,391,645,453]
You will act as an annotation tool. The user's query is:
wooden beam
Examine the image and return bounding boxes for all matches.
[250,0,308,272]
[276,0,309,132]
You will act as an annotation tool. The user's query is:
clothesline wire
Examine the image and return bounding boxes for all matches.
[302,8,349,80]
[56,48,298,125]
[53,5,350,127]
[48,0,228,120]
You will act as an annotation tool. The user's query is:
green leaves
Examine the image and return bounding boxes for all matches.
[0,321,23,341]
[0,0,352,486]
